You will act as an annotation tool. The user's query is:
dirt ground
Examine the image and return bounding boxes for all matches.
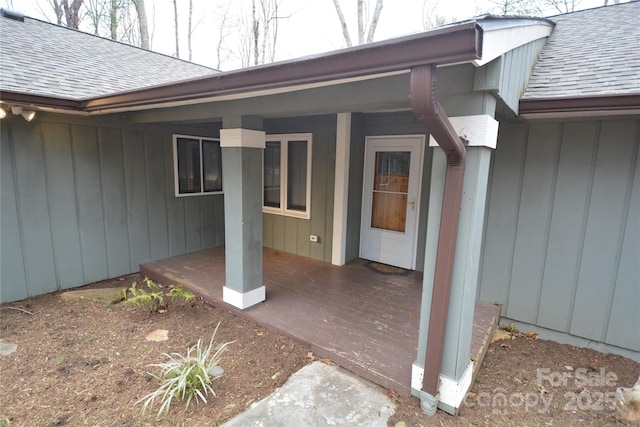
[1,274,638,426]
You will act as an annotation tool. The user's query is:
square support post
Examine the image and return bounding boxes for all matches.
[220,127,266,309]
[412,115,498,414]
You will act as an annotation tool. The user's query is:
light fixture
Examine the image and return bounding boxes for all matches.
[8,105,36,122]
[0,107,6,119]
[21,109,36,122]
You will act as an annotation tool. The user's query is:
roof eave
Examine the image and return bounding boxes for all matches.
[0,90,84,111]
[519,94,640,119]
[83,22,483,113]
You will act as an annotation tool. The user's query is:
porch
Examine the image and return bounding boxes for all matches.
[140,247,500,396]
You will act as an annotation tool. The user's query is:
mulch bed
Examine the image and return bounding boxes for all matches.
[1,273,638,426]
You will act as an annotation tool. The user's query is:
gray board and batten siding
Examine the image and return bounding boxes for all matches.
[262,115,336,263]
[1,114,225,303]
[1,109,435,303]
[262,112,433,267]
[479,117,640,353]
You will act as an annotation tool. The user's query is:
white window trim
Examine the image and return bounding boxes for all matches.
[173,134,223,197]
[263,133,313,219]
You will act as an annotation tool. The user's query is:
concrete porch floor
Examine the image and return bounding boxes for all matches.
[140,246,500,396]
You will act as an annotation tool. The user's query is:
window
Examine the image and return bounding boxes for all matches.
[263,133,312,219]
[173,135,222,196]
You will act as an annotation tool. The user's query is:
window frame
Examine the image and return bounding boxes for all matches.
[262,133,313,219]
[173,134,223,197]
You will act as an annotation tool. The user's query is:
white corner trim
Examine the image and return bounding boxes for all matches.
[331,113,351,266]
[438,362,473,409]
[411,363,424,391]
[429,115,499,149]
[411,361,474,410]
[223,285,266,309]
[220,128,266,149]
[474,24,553,67]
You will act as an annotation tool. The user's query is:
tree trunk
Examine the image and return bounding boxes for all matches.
[269,0,279,62]
[357,0,364,44]
[331,0,352,47]
[173,0,180,58]
[62,0,84,29]
[52,0,64,25]
[132,0,150,49]
[259,0,270,64]
[188,0,193,61]
[109,0,117,39]
[253,0,260,65]
[366,0,383,43]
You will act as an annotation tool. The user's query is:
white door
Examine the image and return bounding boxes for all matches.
[360,135,424,270]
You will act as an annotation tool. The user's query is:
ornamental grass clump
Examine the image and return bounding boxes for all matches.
[138,323,233,420]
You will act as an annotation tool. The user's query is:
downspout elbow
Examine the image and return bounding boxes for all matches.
[410,64,467,416]
[410,65,466,165]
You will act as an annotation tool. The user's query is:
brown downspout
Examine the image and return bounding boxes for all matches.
[410,64,466,412]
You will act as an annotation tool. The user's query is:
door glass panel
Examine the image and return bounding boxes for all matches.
[371,151,410,232]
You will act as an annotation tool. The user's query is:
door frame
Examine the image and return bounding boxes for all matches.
[359,134,425,270]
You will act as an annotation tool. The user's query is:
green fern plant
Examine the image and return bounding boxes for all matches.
[120,277,195,313]
[138,323,234,420]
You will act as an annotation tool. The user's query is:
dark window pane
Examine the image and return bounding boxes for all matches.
[287,140,307,211]
[202,140,222,192]
[264,141,281,208]
[177,137,201,193]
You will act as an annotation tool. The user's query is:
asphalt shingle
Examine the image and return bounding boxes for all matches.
[523,2,640,99]
[0,13,217,100]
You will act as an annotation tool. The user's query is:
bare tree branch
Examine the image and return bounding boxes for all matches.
[188,0,193,60]
[331,0,353,47]
[366,0,383,43]
[544,0,581,13]
[214,1,233,69]
[173,0,180,58]
[252,0,259,65]
[357,0,364,44]
[51,0,64,25]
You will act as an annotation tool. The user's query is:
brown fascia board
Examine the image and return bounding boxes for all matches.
[519,94,640,115]
[83,22,482,112]
[0,90,83,110]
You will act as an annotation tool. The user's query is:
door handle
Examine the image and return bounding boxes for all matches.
[409,197,416,211]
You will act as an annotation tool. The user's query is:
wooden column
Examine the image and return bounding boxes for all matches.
[220,125,266,309]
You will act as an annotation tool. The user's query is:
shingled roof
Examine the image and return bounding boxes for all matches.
[522,1,640,100]
[0,11,217,100]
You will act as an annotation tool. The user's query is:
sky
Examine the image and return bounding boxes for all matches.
[5,0,610,71]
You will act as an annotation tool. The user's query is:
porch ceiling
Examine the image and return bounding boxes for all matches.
[126,72,415,125]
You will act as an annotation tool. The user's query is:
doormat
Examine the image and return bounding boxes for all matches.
[364,261,411,276]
